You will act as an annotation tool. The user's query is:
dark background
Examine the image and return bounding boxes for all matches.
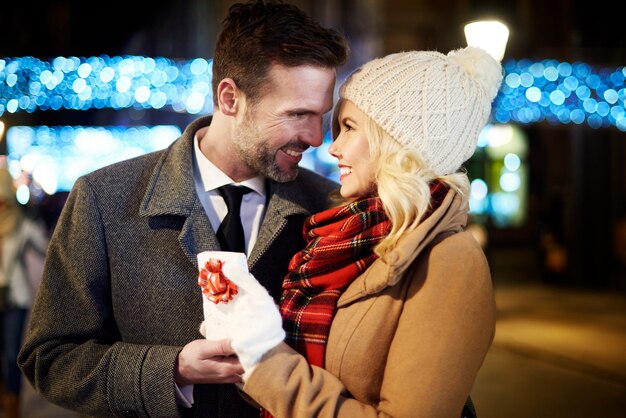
[2,0,625,63]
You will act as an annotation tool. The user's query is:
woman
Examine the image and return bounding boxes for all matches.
[0,166,49,418]
[224,45,503,418]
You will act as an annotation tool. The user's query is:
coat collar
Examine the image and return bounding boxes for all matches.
[338,188,468,306]
[138,116,208,218]
[137,115,314,268]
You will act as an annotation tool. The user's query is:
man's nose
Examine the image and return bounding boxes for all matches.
[303,118,324,147]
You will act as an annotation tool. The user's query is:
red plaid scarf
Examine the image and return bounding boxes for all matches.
[279,196,391,367]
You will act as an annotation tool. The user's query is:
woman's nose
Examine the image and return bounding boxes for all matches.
[328,138,340,158]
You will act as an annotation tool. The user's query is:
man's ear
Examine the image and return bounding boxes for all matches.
[216,78,240,116]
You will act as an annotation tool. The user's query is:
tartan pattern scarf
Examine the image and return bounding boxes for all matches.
[279,196,391,368]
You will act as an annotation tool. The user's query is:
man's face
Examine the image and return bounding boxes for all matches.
[232,64,336,182]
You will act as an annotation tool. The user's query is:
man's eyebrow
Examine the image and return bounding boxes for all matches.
[284,107,314,113]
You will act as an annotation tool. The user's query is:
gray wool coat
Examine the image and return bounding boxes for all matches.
[17,116,338,418]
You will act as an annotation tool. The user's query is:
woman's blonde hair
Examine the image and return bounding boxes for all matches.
[363,115,470,260]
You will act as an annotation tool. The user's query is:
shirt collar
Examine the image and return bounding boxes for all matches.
[193,132,266,197]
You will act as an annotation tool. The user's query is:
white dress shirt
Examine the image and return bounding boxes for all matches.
[192,134,267,256]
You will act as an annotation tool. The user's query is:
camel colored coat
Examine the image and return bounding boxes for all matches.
[243,189,496,418]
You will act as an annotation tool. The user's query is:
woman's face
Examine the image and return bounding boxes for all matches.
[329,100,377,199]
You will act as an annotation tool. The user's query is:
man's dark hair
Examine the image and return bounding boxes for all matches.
[212,0,349,107]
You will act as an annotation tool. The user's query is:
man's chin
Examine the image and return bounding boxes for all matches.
[267,165,299,183]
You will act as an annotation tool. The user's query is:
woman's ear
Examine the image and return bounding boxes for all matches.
[216,78,240,116]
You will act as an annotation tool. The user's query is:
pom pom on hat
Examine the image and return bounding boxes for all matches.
[332,46,503,176]
[447,46,502,101]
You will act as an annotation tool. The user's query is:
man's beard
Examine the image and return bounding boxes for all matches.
[231,112,299,183]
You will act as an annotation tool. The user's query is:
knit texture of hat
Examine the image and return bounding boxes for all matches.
[333,46,503,175]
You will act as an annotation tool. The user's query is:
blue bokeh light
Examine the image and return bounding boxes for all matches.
[1,55,624,131]
[0,56,215,116]
[6,125,182,193]
[494,58,626,131]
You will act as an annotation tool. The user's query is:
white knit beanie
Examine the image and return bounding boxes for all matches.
[332,46,503,176]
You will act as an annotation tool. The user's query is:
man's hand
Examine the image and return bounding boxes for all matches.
[175,339,244,386]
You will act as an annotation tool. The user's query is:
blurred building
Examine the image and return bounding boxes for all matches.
[1,0,625,289]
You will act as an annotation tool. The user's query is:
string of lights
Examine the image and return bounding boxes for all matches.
[495,59,626,131]
[5,125,182,196]
[1,55,625,131]
[0,55,214,116]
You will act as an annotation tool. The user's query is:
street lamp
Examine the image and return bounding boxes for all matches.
[464,20,509,61]
[463,19,510,242]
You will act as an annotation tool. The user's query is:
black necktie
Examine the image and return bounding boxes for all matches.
[216,185,251,253]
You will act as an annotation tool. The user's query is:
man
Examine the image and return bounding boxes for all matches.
[17,1,348,417]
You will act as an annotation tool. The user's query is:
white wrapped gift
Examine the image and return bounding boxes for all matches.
[197,251,248,340]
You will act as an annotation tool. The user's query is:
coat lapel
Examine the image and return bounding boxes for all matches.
[138,116,219,269]
[178,204,220,269]
[248,180,312,269]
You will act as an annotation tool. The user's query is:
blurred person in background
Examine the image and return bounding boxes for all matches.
[221,46,502,418]
[18,0,348,417]
[0,165,48,418]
